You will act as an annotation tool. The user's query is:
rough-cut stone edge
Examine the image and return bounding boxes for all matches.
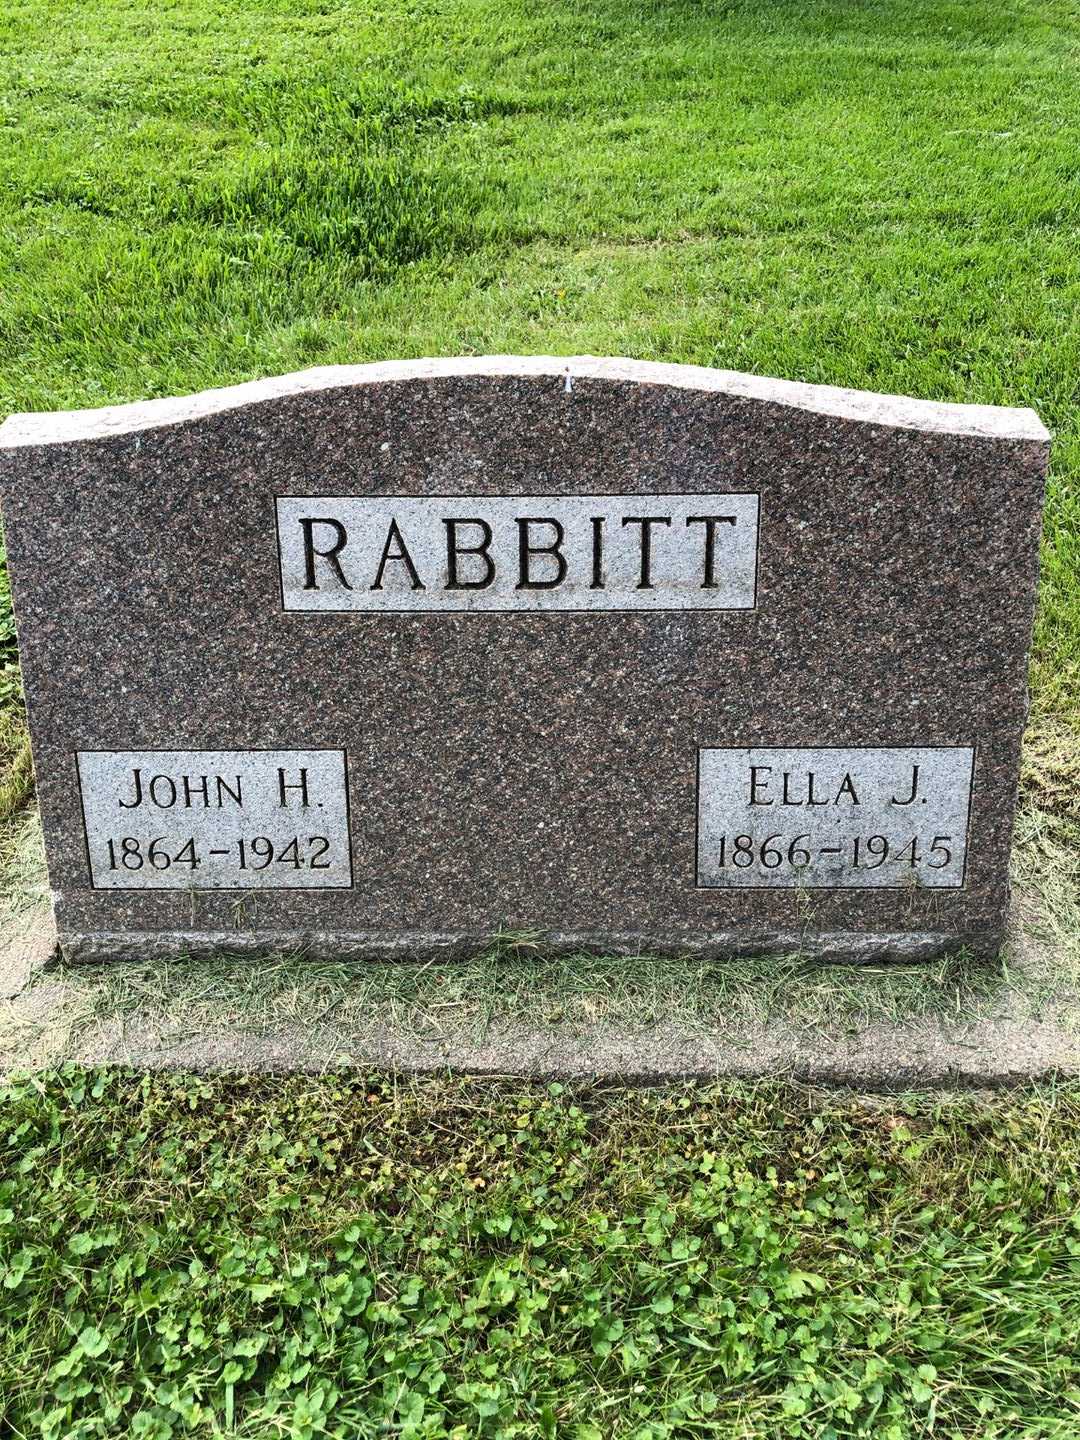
[0,356,1050,450]
[55,925,1003,966]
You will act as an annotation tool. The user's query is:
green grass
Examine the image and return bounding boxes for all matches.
[0,0,1079,714]
[2,1070,1080,1440]
[40,941,1017,1045]
[2,6,1080,1436]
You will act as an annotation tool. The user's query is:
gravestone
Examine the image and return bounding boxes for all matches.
[0,357,1048,963]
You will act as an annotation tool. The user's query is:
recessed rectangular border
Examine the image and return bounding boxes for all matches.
[274,491,762,615]
[75,747,354,893]
[693,744,976,891]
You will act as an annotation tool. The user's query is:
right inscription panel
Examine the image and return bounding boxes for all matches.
[696,746,974,889]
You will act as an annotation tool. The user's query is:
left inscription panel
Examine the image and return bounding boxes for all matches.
[76,749,353,890]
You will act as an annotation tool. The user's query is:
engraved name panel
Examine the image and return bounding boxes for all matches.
[696,746,974,889]
[276,493,760,612]
[76,749,353,890]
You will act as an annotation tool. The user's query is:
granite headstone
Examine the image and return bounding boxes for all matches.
[0,357,1049,962]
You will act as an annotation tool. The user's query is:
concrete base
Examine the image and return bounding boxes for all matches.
[3,891,1077,1091]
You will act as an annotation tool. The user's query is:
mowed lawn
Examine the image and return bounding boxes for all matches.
[0,0,1079,715]
[2,2,1080,1437]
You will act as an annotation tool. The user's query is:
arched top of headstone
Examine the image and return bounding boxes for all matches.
[0,355,1048,450]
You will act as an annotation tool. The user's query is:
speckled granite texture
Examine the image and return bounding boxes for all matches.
[0,357,1049,962]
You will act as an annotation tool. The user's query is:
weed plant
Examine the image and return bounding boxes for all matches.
[2,1071,1079,1439]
